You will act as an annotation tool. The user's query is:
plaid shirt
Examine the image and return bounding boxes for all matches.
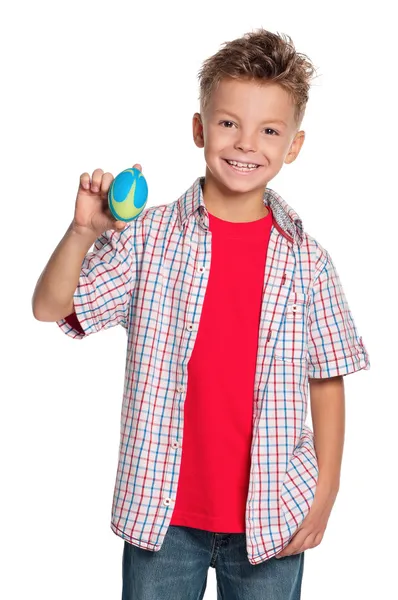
[57,176,370,565]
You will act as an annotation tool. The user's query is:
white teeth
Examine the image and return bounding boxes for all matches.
[226,160,258,168]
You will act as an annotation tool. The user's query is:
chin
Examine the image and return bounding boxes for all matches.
[219,169,265,191]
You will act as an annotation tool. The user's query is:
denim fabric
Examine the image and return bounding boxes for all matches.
[122,524,304,599]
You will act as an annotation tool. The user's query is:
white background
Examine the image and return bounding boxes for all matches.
[1,1,396,598]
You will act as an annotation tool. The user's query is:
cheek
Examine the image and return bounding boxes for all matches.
[203,135,222,158]
[205,125,230,148]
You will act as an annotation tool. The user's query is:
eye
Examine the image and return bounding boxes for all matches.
[219,121,279,135]
[220,120,236,128]
[264,128,278,136]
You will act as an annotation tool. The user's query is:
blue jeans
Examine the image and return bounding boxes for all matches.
[122,524,304,599]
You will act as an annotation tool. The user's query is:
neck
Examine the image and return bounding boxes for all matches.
[202,169,269,223]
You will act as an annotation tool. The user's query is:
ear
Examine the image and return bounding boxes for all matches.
[192,112,204,148]
[284,130,305,165]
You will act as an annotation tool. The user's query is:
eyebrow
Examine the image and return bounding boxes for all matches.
[214,109,287,127]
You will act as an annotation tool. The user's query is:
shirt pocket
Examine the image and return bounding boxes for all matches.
[274,291,309,363]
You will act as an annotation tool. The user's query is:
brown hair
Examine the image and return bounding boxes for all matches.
[197,28,319,129]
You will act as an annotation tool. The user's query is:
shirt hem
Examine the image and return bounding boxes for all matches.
[308,348,370,379]
[110,521,162,551]
[56,287,98,339]
[170,509,245,533]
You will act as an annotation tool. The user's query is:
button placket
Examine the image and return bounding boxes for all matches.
[286,300,304,320]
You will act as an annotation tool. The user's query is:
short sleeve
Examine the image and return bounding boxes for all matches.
[56,222,140,340]
[307,250,370,378]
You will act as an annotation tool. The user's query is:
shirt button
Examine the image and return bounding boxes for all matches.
[163,497,172,506]
[186,324,194,331]
[177,385,185,393]
[197,266,206,274]
[291,304,298,312]
[171,440,179,449]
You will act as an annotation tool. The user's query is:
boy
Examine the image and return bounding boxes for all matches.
[32,29,370,600]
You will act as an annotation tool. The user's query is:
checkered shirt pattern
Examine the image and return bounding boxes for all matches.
[57,176,370,564]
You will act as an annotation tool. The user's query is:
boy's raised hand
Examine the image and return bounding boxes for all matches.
[72,163,142,238]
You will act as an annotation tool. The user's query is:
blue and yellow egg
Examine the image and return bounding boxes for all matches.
[108,167,148,222]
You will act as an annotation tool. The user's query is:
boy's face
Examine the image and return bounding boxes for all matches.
[193,78,305,193]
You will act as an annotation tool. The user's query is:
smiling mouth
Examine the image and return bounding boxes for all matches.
[223,159,263,172]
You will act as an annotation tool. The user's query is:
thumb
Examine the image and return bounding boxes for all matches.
[133,163,142,172]
[115,220,128,231]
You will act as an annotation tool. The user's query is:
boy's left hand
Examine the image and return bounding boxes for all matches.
[275,484,338,558]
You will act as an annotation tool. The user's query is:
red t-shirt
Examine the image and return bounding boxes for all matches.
[170,208,272,532]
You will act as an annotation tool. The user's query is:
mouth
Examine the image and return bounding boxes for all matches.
[222,159,263,175]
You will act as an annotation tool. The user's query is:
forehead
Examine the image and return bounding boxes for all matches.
[207,77,295,123]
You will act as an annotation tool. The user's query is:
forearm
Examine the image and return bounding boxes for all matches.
[32,222,97,321]
[309,375,345,494]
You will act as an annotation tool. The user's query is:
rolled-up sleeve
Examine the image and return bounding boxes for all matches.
[307,249,370,378]
[56,222,140,340]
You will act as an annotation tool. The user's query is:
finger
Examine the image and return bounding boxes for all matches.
[100,172,114,196]
[276,530,307,557]
[300,530,321,551]
[133,163,142,172]
[80,172,90,190]
[276,548,289,558]
[91,168,104,192]
[113,220,128,231]
[277,546,298,558]
[313,531,323,548]
[280,531,312,557]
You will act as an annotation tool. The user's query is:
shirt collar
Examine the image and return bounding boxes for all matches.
[177,176,304,246]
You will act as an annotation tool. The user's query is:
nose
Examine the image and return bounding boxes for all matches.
[234,131,257,153]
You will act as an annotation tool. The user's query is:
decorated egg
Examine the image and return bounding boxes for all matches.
[108,167,148,222]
